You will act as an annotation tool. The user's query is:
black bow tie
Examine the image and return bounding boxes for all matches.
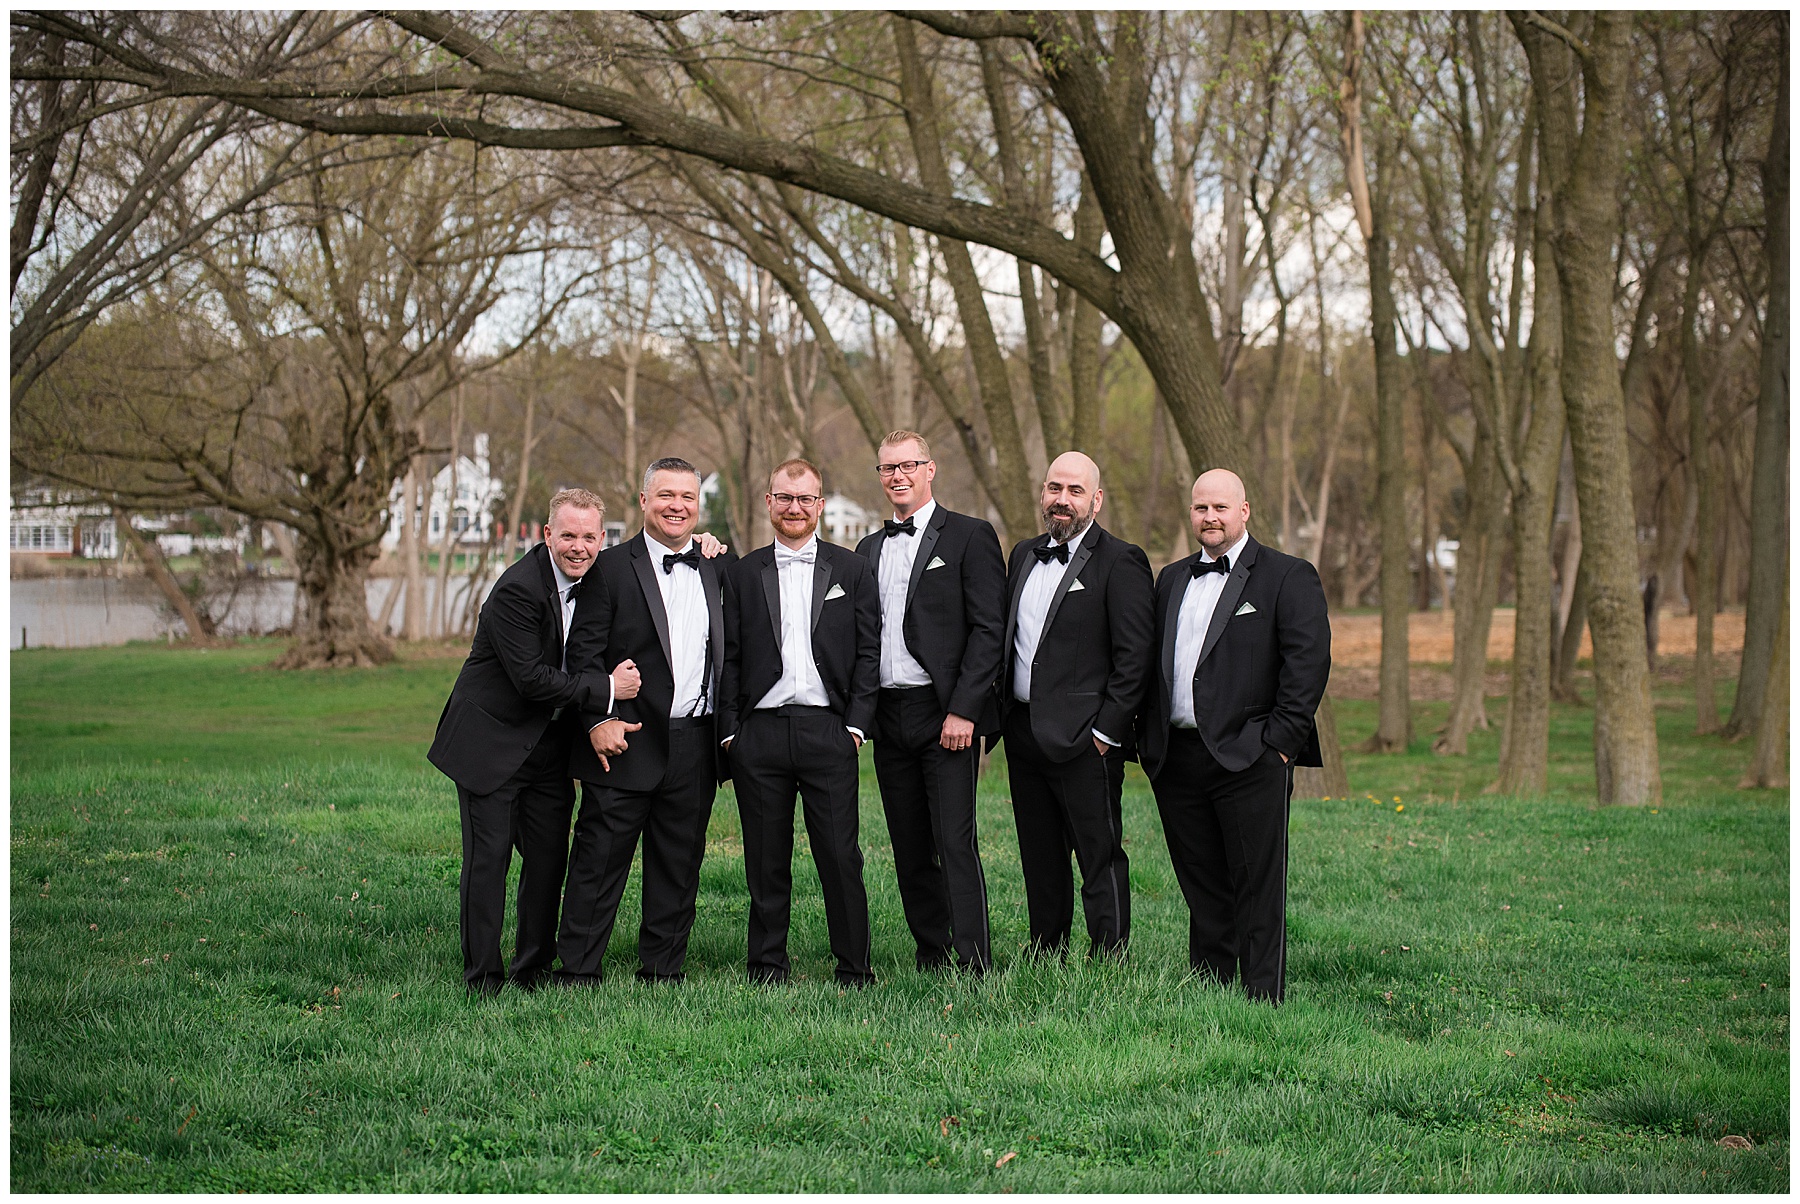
[883,517,916,538]
[662,548,702,574]
[1192,554,1230,578]
[1033,542,1070,565]
[564,576,585,601]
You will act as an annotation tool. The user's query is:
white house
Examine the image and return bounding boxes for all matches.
[823,492,880,546]
[9,487,116,558]
[384,433,506,551]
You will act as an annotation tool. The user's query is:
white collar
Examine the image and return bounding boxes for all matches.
[646,532,695,557]
[1200,530,1250,567]
[774,534,819,559]
[893,498,937,529]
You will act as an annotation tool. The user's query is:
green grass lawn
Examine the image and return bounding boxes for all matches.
[11,640,1789,1191]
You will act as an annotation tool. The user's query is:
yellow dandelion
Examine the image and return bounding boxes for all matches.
[1395,805,1404,812]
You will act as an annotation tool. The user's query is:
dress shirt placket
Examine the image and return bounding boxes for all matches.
[1170,530,1250,727]
[878,499,934,688]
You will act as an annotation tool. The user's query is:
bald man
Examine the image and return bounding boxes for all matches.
[1136,469,1330,1004]
[996,452,1153,959]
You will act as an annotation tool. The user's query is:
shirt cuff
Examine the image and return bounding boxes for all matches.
[847,727,865,743]
[1092,728,1120,747]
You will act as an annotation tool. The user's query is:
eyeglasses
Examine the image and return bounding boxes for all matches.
[769,492,822,508]
[876,459,932,477]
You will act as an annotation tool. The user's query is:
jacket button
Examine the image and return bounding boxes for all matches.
[523,743,534,751]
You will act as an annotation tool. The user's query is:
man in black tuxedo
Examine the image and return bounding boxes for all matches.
[854,430,1006,974]
[427,489,641,995]
[1137,468,1331,1004]
[720,458,881,987]
[998,451,1154,959]
[557,458,733,985]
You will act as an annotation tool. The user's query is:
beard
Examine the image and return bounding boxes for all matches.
[1042,501,1090,543]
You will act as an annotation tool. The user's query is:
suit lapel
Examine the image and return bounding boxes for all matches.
[1040,524,1099,638]
[810,547,833,632]
[759,550,783,649]
[1161,554,1198,698]
[904,504,946,611]
[857,529,882,574]
[630,534,675,673]
[1003,535,1043,672]
[1197,537,1260,670]
[535,545,565,646]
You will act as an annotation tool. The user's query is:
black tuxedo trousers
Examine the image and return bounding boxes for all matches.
[456,718,577,991]
[1151,727,1293,1003]
[872,686,991,971]
[1005,703,1129,957]
[555,716,718,982]
[731,706,873,985]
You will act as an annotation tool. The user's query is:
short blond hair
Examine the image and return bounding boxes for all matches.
[880,430,932,460]
[547,487,605,527]
[769,457,823,493]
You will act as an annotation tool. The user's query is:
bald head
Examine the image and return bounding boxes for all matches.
[1041,451,1105,542]
[1191,468,1250,553]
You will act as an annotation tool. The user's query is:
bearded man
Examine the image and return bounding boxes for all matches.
[995,451,1153,959]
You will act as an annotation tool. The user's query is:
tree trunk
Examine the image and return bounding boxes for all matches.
[1362,129,1412,755]
[1554,561,1588,704]
[1493,149,1566,796]
[401,430,426,641]
[506,392,534,561]
[433,390,463,638]
[1728,15,1788,740]
[1739,579,1788,788]
[1435,459,1505,755]
[276,533,393,668]
[1515,11,1661,804]
[113,506,213,643]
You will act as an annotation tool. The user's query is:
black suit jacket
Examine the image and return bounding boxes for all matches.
[1137,535,1332,777]
[719,539,881,743]
[427,543,612,795]
[564,532,736,788]
[996,523,1154,763]
[854,504,1008,737]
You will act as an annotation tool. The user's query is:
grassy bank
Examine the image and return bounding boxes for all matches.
[11,640,1788,1190]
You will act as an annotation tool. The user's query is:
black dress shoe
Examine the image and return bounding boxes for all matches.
[467,976,505,999]
[636,970,685,985]
[835,972,875,990]
[915,950,953,972]
[552,970,603,989]
[747,966,790,986]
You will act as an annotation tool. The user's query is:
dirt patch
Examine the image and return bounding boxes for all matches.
[1330,608,1745,669]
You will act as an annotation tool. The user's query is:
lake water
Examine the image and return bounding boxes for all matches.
[11,574,501,649]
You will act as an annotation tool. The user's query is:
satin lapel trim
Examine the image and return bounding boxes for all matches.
[1161,555,1196,697]
[904,505,946,611]
[1040,526,1097,637]
[1196,538,1259,670]
[760,552,783,649]
[1003,536,1042,674]
[536,545,565,645]
[810,553,833,632]
[700,555,725,691]
[858,530,881,573]
[631,535,674,672]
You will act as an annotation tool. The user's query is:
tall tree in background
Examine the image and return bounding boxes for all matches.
[1727,13,1788,741]
[1513,11,1661,805]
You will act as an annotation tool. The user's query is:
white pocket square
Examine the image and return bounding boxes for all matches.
[824,583,846,601]
[1235,601,1257,616]
[1067,579,1086,592]
[926,556,946,570]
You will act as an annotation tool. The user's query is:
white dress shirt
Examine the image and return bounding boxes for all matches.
[1170,530,1250,728]
[1009,521,1115,745]
[757,536,830,710]
[649,535,711,717]
[878,498,935,688]
[751,536,863,742]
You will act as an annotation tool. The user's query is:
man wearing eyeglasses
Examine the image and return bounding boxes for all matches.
[997,451,1153,961]
[719,459,882,987]
[853,431,1006,975]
